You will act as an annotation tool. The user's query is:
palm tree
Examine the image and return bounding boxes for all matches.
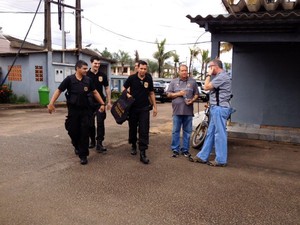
[153,39,173,78]
[224,62,231,72]
[101,47,112,59]
[113,50,132,75]
[220,42,233,54]
[147,60,159,75]
[171,51,179,78]
[199,49,210,79]
[188,47,201,76]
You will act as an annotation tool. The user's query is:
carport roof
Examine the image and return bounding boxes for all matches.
[187,0,300,34]
[187,10,300,33]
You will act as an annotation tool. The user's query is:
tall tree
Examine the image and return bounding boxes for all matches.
[130,50,140,71]
[113,50,132,75]
[147,60,159,75]
[172,51,179,78]
[188,47,201,76]
[220,42,233,54]
[153,39,172,78]
[199,49,210,78]
[224,62,231,72]
[134,50,139,62]
[101,47,112,59]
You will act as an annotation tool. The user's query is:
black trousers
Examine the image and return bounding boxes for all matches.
[128,109,150,151]
[65,107,89,158]
[89,109,106,142]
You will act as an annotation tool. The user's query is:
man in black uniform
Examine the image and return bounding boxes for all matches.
[48,60,106,165]
[123,60,158,164]
[87,56,112,153]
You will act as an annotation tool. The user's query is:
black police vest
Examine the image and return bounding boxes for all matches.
[65,75,91,108]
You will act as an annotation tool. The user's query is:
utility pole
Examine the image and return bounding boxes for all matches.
[75,0,82,51]
[45,0,83,53]
[61,0,65,62]
[44,0,52,51]
[61,0,65,50]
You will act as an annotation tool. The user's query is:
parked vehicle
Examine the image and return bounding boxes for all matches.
[153,78,172,98]
[199,81,209,94]
[162,81,171,93]
[111,85,119,92]
[196,81,209,102]
[153,81,168,103]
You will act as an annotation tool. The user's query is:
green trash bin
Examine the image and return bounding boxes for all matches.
[38,85,50,106]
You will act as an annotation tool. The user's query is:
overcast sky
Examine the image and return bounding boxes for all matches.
[0,0,229,64]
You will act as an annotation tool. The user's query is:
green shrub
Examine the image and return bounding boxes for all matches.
[111,91,121,101]
[0,83,13,103]
[7,93,29,104]
[9,94,18,103]
[16,95,29,103]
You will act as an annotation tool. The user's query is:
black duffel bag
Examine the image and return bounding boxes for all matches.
[111,90,135,125]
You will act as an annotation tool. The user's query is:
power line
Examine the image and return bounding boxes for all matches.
[1,0,43,86]
[82,16,210,46]
[83,17,155,45]
[0,7,211,51]
[0,10,73,14]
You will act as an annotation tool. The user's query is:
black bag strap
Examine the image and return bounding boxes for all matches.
[215,87,220,106]
[215,88,233,106]
[120,89,128,99]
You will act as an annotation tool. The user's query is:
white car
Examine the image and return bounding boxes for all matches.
[196,81,209,102]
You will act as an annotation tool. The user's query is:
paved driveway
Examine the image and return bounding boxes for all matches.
[0,103,299,225]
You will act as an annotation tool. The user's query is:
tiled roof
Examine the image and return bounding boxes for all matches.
[187,10,300,24]
[0,33,117,63]
[222,0,300,14]
[0,34,45,54]
[0,34,11,53]
[187,7,300,33]
[5,35,45,51]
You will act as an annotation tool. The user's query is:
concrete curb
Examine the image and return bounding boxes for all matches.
[2,104,300,145]
[0,102,67,110]
[193,112,300,145]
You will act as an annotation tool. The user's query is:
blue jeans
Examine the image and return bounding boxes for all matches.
[171,115,193,153]
[196,105,233,164]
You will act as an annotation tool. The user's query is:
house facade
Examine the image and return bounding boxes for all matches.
[0,34,115,103]
[187,0,300,128]
[111,63,132,76]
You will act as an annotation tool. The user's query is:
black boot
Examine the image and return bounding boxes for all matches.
[74,148,79,155]
[80,156,88,165]
[131,144,137,155]
[89,139,96,148]
[96,141,107,153]
[140,150,149,164]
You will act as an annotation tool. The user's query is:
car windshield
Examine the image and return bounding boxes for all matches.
[196,81,203,88]
[153,82,162,87]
